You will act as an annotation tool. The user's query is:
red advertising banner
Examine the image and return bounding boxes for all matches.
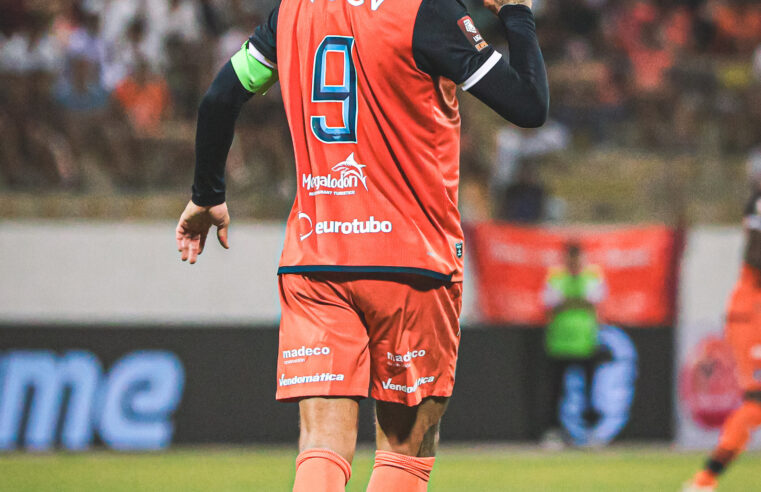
[469,224,682,326]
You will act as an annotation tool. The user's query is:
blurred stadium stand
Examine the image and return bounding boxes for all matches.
[1,0,760,223]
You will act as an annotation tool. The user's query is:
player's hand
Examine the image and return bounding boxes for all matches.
[484,0,532,15]
[176,201,230,264]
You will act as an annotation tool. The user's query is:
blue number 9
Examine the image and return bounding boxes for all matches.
[311,36,357,144]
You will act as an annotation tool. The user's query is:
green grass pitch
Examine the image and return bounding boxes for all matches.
[0,446,758,491]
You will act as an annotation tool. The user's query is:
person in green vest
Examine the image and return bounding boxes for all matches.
[542,241,608,442]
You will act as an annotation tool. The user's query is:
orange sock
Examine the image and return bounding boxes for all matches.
[366,450,436,492]
[692,470,718,487]
[293,448,352,492]
[716,401,761,455]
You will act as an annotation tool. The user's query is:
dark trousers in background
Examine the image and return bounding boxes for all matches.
[548,356,598,429]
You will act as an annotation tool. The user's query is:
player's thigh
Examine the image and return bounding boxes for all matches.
[277,274,371,402]
[356,275,463,407]
[375,396,450,457]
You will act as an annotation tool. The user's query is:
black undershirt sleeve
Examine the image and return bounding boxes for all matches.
[251,6,279,65]
[191,62,254,206]
[412,1,548,128]
[469,5,549,128]
[191,5,279,207]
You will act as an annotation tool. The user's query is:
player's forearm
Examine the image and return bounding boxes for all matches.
[469,5,549,127]
[192,61,253,206]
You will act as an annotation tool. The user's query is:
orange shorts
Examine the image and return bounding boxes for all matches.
[276,272,463,406]
[726,265,761,392]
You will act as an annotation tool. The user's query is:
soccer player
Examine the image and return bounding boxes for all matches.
[684,186,761,492]
[176,0,548,489]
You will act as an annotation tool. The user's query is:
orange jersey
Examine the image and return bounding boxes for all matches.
[725,265,761,391]
[249,0,500,281]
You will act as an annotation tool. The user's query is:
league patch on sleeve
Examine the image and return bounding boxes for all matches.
[457,16,489,52]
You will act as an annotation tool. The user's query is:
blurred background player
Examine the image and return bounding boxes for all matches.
[176,0,548,491]
[684,182,761,491]
[542,241,608,445]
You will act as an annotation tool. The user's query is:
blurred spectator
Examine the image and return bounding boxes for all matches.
[114,57,171,137]
[497,163,548,224]
[753,44,761,81]
[493,122,568,222]
[163,0,203,43]
[102,16,155,90]
[0,13,62,74]
[541,242,609,445]
[54,52,109,114]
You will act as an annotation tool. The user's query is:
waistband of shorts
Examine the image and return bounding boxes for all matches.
[277,265,454,282]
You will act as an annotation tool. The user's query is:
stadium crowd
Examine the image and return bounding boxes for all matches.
[1,0,760,214]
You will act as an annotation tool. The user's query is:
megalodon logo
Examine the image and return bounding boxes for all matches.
[302,153,368,197]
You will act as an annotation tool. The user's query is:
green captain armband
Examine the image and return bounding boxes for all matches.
[231,41,278,95]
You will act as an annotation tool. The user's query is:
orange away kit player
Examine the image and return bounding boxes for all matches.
[685,188,761,492]
[176,0,548,490]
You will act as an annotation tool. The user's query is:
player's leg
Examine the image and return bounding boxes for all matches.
[687,392,761,491]
[277,273,372,492]
[351,273,463,491]
[366,397,448,491]
[294,397,359,492]
[685,275,761,491]
[548,358,570,430]
[580,355,601,426]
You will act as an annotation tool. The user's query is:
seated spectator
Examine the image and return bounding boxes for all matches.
[53,52,109,113]
[113,58,170,137]
[0,13,62,74]
[497,163,548,224]
[163,0,203,44]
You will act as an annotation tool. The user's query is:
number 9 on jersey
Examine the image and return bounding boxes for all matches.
[311,36,358,144]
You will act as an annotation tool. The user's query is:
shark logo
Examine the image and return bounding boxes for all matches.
[331,153,368,191]
[302,153,368,197]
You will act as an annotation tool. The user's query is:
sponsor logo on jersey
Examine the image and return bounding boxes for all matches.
[458,16,489,52]
[455,242,464,258]
[298,212,314,241]
[282,346,331,365]
[302,153,368,197]
[315,217,392,235]
[381,376,435,394]
[298,214,392,241]
[279,372,345,387]
[387,350,427,366]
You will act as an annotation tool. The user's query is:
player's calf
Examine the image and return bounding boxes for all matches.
[293,397,360,492]
[684,396,761,491]
[367,397,448,491]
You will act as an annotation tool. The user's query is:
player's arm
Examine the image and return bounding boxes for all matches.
[176,6,279,264]
[412,0,548,128]
[471,0,549,127]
